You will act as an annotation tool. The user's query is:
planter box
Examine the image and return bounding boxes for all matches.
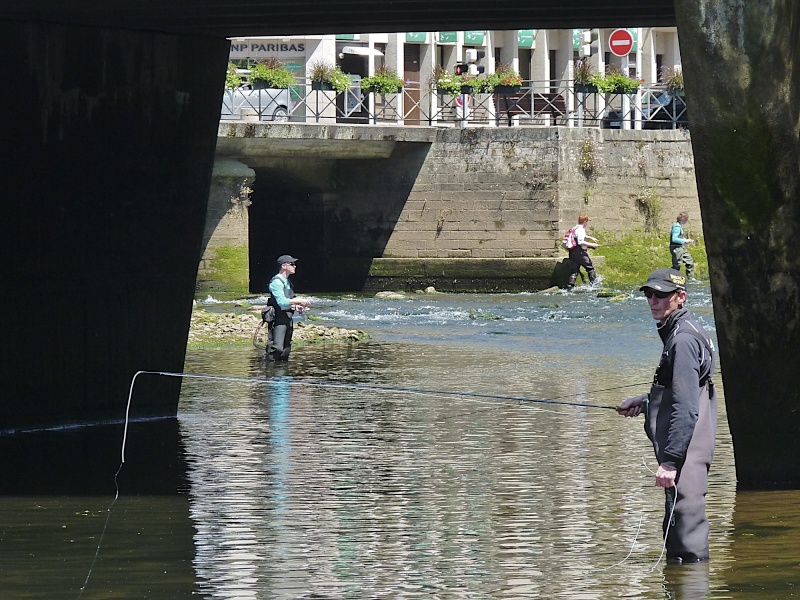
[252,80,289,90]
[311,80,335,91]
[574,83,598,93]
[493,85,521,95]
[364,86,404,95]
[437,85,472,96]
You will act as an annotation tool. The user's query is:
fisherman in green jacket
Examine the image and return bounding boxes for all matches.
[669,212,695,279]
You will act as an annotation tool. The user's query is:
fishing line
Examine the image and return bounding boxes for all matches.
[587,457,677,573]
[642,456,678,572]
[78,372,145,598]
[79,370,651,594]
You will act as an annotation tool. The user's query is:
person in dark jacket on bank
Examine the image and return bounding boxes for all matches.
[266,254,312,361]
[618,268,717,563]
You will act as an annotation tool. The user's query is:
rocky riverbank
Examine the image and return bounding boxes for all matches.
[188,307,368,348]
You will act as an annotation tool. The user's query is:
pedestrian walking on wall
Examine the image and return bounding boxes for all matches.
[618,268,717,563]
[563,214,599,289]
[266,254,312,362]
[670,212,695,278]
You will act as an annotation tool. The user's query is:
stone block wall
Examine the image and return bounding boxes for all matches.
[557,128,701,240]
[380,127,700,262]
[383,127,562,259]
[208,124,701,293]
[196,158,255,295]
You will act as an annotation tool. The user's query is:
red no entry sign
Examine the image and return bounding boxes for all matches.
[608,29,634,57]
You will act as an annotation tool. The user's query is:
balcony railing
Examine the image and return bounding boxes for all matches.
[221,79,688,130]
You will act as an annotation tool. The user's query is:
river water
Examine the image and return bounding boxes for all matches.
[2,282,799,598]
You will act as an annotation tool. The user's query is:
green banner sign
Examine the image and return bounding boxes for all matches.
[438,31,458,44]
[464,31,486,46]
[406,32,427,43]
[627,28,638,52]
[336,34,355,41]
[517,30,535,48]
[573,29,582,50]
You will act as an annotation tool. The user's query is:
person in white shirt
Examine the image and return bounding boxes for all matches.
[566,214,599,289]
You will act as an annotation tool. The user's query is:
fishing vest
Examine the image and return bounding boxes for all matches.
[267,275,295,321]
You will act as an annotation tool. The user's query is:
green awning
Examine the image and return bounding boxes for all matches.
[336,34,355,41]
[517,29,535,48]
[438,31,458,44]
[406,32,428,43]
[464,31,486,46]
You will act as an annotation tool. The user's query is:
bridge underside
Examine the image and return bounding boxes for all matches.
[4,1,675,37]
[1,1,799,488]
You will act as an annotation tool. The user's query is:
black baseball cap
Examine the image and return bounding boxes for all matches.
[639,268,686,293]
[277,254,299,266]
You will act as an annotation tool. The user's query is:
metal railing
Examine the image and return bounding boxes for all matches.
[221,78,688,130]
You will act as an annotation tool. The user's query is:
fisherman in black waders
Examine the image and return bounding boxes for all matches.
[618,268,717,563]
[267,255,312,362]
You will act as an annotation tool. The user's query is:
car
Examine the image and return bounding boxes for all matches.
[221,86,294,122]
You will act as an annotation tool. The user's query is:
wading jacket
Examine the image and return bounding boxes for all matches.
[268,274,295,326]
[651,307,715,469]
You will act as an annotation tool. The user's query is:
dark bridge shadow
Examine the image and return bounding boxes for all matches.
[0,418,188,496]
[248,142,431,293]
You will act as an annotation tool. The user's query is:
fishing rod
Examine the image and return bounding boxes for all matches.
[292,379,646,411]
[132,371,648,421]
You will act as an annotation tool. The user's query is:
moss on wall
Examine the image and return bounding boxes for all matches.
[202,246,249,295]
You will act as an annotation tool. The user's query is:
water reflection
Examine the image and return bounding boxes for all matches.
[0,419,197,598]
[3,289,799,598]
[180,331,736,598]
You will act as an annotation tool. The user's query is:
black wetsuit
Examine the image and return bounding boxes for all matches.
[645,307,717,562]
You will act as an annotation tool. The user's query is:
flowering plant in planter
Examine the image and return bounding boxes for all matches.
[482,65,523,93]
[589,70,642,94]
[431,66,465,94]
[361,65,405,94]
[660,66,685,94]
[249,57,296,89]
[225,62,243,89]
[308,60,350,93]
[573,58,601,92]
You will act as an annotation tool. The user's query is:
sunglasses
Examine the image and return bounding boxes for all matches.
[643,289,675,300]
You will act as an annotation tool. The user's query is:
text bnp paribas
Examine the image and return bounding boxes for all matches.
[230,42,306,59]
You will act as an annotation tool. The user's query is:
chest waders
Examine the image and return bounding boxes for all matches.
[267,276,295,362]
[645,382,717,561]
[645,329,717,562]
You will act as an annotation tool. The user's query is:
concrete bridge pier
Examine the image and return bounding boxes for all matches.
[0,22,229,429]
[676,0,800,487]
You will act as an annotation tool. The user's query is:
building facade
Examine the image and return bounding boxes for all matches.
[227,28,682,91]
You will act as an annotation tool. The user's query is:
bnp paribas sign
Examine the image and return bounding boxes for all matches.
[229,38,306,59]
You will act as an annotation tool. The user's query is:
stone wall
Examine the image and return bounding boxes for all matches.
[557,128,700,240]
[196,158,255,295]
[207,125,699,293]
[382,126,699,261]
[383,127,561,260]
